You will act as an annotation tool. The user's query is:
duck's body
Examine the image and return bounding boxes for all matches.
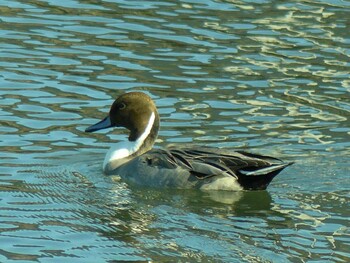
[86,92,293,191]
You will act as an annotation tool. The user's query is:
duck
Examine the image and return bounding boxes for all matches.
[85,92,293,191]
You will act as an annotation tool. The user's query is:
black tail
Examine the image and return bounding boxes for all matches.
[237,162,294,190]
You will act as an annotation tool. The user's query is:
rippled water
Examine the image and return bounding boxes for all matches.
[1,0,349,262]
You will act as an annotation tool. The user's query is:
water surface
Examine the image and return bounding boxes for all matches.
[0,0,349,262]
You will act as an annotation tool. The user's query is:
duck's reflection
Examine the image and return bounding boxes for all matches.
[71,172,296,261]
[102,182,274,234]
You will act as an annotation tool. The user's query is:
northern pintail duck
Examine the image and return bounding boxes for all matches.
[85,92,293,191]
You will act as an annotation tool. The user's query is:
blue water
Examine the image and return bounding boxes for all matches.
[0,0,349,262]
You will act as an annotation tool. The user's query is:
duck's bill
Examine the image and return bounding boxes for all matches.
[85,116,112,132]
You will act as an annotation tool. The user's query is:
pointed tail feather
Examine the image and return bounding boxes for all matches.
[239,162,294,176]
[237,162,294,190]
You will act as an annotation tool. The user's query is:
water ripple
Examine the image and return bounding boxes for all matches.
[0,0,349,261]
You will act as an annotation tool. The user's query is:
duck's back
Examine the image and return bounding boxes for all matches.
[112,146,293,191]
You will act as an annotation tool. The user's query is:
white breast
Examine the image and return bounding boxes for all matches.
[103,112,155,173]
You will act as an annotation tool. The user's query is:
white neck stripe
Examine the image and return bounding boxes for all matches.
[135,111,155,149]
[103,112,155,171]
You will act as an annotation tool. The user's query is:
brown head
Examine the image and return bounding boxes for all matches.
[86,92,160,148]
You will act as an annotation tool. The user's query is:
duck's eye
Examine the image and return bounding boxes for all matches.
[118,102,126,110]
